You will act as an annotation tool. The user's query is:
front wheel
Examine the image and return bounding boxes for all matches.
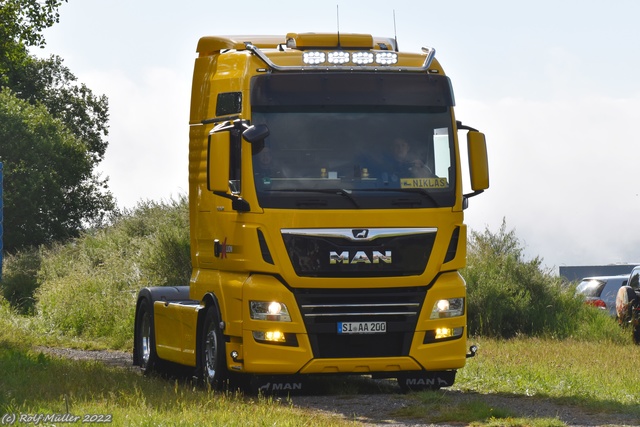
[200,307,228,389]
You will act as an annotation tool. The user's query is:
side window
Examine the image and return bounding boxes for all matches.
[629,268,640,289]
[216,92,242,117]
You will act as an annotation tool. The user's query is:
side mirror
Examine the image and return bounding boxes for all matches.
[467,131,489,192]
[243,124,270,143]
[208,131,231,192]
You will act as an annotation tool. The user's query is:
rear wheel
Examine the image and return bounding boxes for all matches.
[135,298,159,374]
[200,307,228,388]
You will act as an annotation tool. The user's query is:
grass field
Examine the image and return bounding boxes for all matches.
[1,310,639,427]
[0,339,355,427]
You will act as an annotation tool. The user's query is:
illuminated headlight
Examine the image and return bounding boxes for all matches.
[253,330,286,343]
[250,301,292,322]
[303,51,325,65]
[352,52,374,64]
[430,298,464,319]
[328,51,349,64]
[375,52,398,65]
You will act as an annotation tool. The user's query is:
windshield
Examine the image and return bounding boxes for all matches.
[249,73,457,209]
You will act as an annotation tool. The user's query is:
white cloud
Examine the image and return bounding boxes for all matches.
[459,95,640,269]
[88,68,191,209]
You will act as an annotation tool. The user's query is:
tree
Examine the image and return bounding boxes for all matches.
[1,0,108,164]
[0,0,66,50]
[0,0,115,251]
[0,88,113,251]
[0,0,67,87]
[8,54,110,163]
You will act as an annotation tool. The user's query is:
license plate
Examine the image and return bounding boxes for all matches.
[337,321,386,334]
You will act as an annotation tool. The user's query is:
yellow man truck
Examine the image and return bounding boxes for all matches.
[133,32,489,392]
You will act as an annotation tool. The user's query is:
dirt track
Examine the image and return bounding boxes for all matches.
[37,347,639,427]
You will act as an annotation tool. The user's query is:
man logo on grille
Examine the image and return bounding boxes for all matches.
[353,229,369,239]
[330,250,392,264]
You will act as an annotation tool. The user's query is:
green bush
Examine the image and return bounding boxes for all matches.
[33,197,190,348]
[462,219,627,343]
[0,249,42,314]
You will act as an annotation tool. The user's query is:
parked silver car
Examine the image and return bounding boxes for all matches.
[576,275,628,317]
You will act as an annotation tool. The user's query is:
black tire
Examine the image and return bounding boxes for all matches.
[632,298,640,345]
[135,298,160,374]
[200,307,228,389]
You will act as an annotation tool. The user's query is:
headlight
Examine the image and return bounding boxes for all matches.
[430,298,464,319]
[250,301,292,322]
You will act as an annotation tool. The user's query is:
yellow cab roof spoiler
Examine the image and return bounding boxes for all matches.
[196,33,435,72]
[196,33,398,55]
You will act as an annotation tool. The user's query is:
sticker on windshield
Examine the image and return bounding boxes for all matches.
[401,177,449,189]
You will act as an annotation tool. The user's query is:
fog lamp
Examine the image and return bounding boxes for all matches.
[435,327,464,340]
[253,330,286,343]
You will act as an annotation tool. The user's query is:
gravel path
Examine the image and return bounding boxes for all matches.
[36,347,639,427]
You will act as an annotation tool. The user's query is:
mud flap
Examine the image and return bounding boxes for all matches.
[397,370,456,392]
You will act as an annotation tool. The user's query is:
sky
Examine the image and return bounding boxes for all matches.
[33,0,640,272]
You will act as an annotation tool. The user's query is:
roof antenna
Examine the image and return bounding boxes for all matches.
[393,10,399,51]
[336,4,341,48]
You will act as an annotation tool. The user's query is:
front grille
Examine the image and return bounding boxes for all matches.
[282,228,436,277]
[294,287,427,358]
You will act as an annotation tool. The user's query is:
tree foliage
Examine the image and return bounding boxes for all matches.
[0,89,114,250]
[0,0,66,50]
[8,54,110,163]
[0,0,115,251]
[463,219,584,339]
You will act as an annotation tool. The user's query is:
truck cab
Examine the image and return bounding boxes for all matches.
[134,32,489,392]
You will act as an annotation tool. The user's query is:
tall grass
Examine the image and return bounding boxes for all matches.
[0,248,41,314]
[1,197,190,349]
